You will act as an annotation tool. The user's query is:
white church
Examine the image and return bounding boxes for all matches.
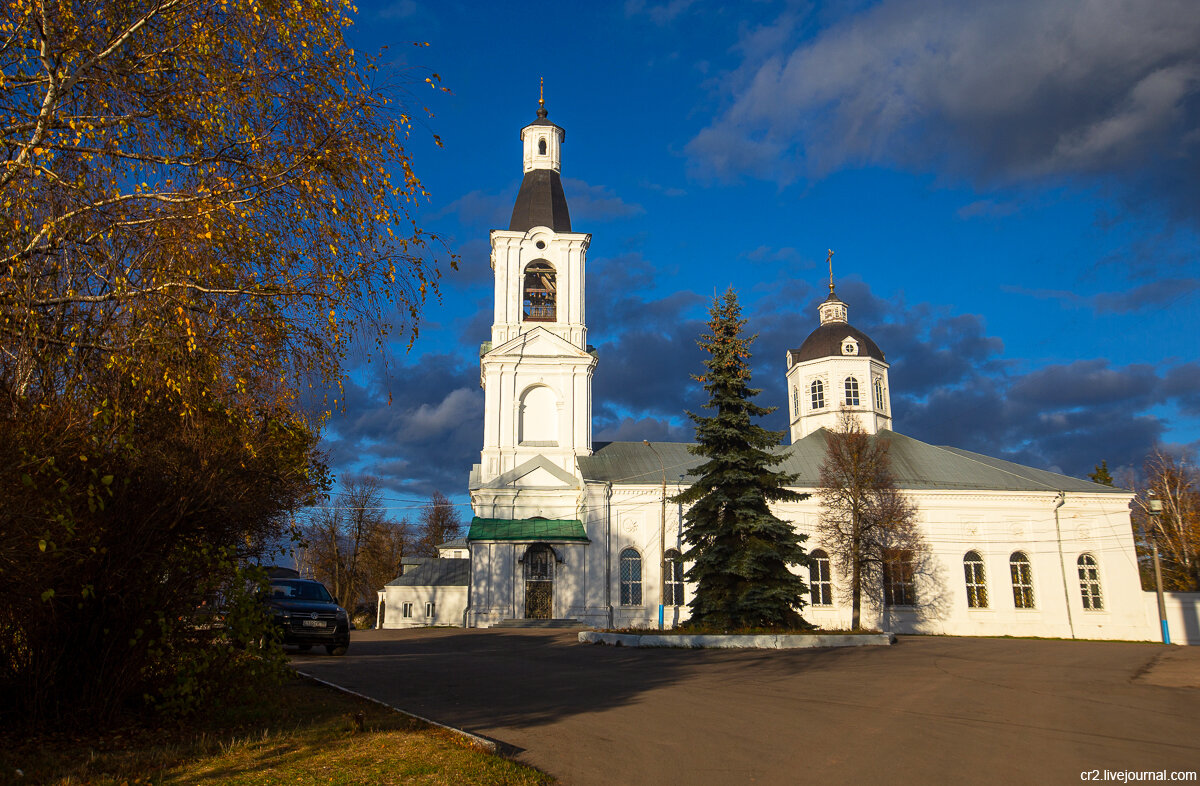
[380,98,1197,643]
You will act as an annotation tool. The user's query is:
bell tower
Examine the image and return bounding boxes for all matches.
[785,254,893,441]
[470,92,597,512]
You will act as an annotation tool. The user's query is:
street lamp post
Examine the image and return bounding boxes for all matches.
[1146,492,1171,645]
[643,440,667,630]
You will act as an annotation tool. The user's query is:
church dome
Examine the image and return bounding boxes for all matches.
[509,169,571,232]
[789,322,885,363]
[510,92,571,233]
[789,290,885,363]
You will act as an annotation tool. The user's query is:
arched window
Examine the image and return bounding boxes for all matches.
[964,551,987,608]
[1010,552,1035,609]
[524,543,554,581]
[523,260,556,321]
[844,376,860,406]
[1078,554,1103,610]
[518,385,558,445]
[792,387,799,416]
[874,378,885,412]
[809,549,832,606]
[619,548,642,606]
[810,379,825,410]
[883,549,915,606]
[538,137,547,155]
[664,548,684,606]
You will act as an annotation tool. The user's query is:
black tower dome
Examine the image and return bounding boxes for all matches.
[509,98,571,233]
[788,291,886,364]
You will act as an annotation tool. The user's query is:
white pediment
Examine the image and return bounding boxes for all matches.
[479,454,582,490]
[514,466,567,487]
[489,327,590,359]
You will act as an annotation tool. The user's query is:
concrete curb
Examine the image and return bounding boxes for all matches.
[577,631,896,649]
[294,670,498,753]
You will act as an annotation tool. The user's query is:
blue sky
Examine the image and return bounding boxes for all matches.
[319,0,1200,509]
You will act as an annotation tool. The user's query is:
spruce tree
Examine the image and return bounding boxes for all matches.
[675,288,811,630]
[1088,460,1115,487]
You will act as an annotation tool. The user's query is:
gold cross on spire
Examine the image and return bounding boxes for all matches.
[826,249,835,293]
[539,77,544,109]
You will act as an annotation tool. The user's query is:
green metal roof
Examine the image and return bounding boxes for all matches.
[579,430,1128,494]
[467,517,590,542]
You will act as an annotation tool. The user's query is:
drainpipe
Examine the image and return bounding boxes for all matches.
[464,543,472,629]
[604,481,613,628]
[1053,491,1076,639]
[676,474,686,628]
[643,440,667,631]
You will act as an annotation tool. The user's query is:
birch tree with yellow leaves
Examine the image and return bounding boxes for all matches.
[0,0,453,724]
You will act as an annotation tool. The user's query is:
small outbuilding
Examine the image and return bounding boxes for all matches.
[377,555,469,629]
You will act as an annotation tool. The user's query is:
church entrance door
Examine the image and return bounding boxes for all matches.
[524,545,554,619]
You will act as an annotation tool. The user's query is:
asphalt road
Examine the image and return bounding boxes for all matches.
[292,629,1200,786]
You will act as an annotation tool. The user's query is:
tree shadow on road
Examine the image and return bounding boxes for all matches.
[291,628,889,732]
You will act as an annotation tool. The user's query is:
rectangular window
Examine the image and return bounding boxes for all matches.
[426,601,435,618]
[810,552,833,606]
[619,549,643,606]
[402,602,413,618]
[844,376,860,407]
[883,549,915,607]
[665,554,685,606]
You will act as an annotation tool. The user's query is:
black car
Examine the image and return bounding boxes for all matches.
[264,578,350,655]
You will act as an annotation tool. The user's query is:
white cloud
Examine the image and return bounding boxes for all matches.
[400,387,479,441]
[687,0,1200,200]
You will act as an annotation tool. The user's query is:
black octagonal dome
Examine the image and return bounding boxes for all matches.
[789,323,885,364]
[509,169,571,233]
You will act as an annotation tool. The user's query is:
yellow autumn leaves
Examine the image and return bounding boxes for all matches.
[1,0,453,423]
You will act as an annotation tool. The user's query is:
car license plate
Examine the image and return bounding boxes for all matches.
[302,619,326,628]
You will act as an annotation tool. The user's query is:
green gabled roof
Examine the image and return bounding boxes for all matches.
[467,517,590,542]
[580,431,1128,494]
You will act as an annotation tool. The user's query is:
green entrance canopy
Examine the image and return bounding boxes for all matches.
[467,517,589,542]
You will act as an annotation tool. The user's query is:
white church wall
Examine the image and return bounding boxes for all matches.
[466,541,511,627]
[489,230,590,348]
[465,539,608,627]
[479,349,595,481]
[787,356,891,441]
[518,384,559,444]
[588,484,1157,640]
[606,485,687,629]
[575,486,616,626]
[781,489,1155,640]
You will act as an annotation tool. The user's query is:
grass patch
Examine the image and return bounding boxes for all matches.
[1,674,553,785]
